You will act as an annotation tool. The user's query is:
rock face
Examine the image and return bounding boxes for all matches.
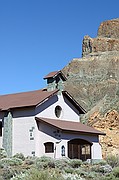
[62,18,119,157]
[82,19,119,57]
[63,52,119,113]
[88,110,119,158]
[98,18,119,38]
[82,36,119,57]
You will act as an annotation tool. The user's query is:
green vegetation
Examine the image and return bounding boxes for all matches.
[0,148,7,159]
[0,149,119,180]
[106,154,119,168]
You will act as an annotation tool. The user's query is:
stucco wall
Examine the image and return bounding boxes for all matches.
[3,92,81,156]
[36,121,102,159]
[36,93,80,122]
[12,109,37,156]
[0,92,102,159]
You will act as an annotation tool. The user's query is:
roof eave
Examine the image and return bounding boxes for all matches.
[62,91,86,114]
[35,117,106,136]
[62,129,106,135]
[44,70,67,81]
[0,89,59,112]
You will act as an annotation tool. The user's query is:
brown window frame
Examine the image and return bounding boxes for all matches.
[44,142,54,153]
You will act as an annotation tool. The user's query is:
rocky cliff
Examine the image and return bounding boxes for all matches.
[62,18,119,157]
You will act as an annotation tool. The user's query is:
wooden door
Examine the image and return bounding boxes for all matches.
[68,143,80,159]
[68,139,91,160]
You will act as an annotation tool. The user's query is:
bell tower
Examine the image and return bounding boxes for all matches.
[44,71,66,92]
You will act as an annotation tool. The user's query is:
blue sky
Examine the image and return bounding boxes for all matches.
[0,0,119,95]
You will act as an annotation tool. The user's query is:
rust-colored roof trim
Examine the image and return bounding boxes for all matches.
[44,70,67,81]
[35,117,106,135]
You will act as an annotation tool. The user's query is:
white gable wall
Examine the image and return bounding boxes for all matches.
[36,94,80,122]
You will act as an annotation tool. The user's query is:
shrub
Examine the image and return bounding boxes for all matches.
[101,173,119,180]
[35,156,55,169]
[10,172,28,180]
[98,165,112,174]
[13,153,25,161]
[38,156,52,162]
[2,167,16,180]
[62,173,83,180]
[112,167,119,178]
[91,159,107,165]
[106,154,119,168]
[0,148,7,159]
[20,168,64,180]
[91,164,112,174]
[86,171,98,179]
[24,156,38,165]
[74,168,89,177]
[97,160,107,166]
[69,159,82,168]
[64,167,74,174]
[55,158,70,170]
[0,157,23,168]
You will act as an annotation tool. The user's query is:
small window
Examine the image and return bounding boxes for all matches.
[44,142,54,153]
[81,144,91,160]
[55,105,62,118]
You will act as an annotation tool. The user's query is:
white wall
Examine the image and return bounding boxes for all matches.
[12,115,36,156]
[36,93,80,122]
[91,142,102,159]
[36,121,102,160]
[6,92,81,156]
[0,92,102,160]
[61,132,102,160]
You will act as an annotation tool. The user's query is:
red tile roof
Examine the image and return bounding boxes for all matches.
[35,117,106,135]
[0,89,58,111]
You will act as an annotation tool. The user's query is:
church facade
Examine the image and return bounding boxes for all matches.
[0,71,105,160]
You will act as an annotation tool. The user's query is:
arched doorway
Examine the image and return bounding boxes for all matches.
[68,139,92,161]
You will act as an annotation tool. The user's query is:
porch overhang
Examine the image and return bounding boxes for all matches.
[35,117,106,136]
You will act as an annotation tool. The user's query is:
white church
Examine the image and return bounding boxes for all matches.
[0,71,105,161]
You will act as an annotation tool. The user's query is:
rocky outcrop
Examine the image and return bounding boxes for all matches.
[88,110,119,158]
[98,18,119,39]
[82,36,119,57]
[82,19,119,57]
[63,18,119,112]
[62,18,119,157]
[63,52,119,112]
